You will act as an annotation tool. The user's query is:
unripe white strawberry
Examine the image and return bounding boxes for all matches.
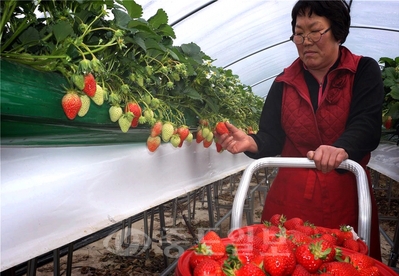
[118,112,133,133]
[109,105,123,122]
[205,131,213,142]
[185,132,193,143]
[91,84,104,105]
[161,122,174,142]
[202,127,210,139]
[78,94,90,117]
[170,134,181,148]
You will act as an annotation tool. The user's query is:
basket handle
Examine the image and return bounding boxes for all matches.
[230,157,371,249]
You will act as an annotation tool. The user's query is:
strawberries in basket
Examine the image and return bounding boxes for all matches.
[184,214,385,276]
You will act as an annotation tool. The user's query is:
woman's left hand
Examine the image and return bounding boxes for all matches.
[307,145,349,173]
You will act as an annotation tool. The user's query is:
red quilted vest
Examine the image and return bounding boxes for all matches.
[261,47,381,260]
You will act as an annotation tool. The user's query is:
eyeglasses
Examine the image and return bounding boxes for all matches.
[290,27,331,45]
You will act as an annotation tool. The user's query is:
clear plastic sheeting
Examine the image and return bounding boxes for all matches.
[137,0,399,98]
[0,143,252,270]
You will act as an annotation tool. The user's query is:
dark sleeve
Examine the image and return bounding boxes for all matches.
[332,57,384,162]
[245,80,286,159]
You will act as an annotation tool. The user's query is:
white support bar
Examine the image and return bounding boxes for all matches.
[230,157,371,249]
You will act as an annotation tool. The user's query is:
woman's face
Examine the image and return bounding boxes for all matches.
[294,11,340,72]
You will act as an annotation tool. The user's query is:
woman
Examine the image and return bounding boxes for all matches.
[216,0,383,260]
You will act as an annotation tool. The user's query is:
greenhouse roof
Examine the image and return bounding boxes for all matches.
[137,0,399,98]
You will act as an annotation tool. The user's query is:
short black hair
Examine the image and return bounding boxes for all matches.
[291,0,351,44]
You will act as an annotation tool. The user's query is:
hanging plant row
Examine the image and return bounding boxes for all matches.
[0,0,264,151]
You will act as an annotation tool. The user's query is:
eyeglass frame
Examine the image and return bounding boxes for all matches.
[290,27,331,45]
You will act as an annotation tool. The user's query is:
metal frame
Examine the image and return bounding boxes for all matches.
[230,157,371,249]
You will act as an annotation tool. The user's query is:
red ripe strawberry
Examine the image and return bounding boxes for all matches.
[189,246,212,270]
[215,121,229,135]
[62,91,82,120]
[319,233,338,246]
[255,223,280,242]
[295,241,332,273]
[319,261,359,275]
[314,226,333,235]
[314,239,336,263]
[343,239,360,252]
[295,222,315,236]
[287,229,312,247]
[348,252,375,270]
[384,116,393,129]
[193,258,223,276]
[146,136,161,152]
[358,265,380,276]
[82,73,97,97]
[292,264,312,276]
[263,241,296,275]
[203,138,213,148]
[269,214,286,226]
[331,229,345,246]
[177,125,190,147]
[339,225,354,241]
[125,102,142,127]
[199,231,226,260]
[150,121,163,137]
[235,262,265,276]
[196,128,205,143]
[215,142,223,153]
[284,217,304,230]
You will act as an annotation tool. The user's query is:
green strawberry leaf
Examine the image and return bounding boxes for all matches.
[52,21,74,43]
[148,9,168,29]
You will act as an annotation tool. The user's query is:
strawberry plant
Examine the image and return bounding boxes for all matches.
[0,0,263,147]
[379,56,399,138]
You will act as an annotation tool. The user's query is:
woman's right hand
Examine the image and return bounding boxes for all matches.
[215,122,258,154]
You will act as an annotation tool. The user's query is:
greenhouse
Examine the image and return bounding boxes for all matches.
[1,0,399,275]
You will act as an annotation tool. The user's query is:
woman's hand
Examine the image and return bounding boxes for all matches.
[214,122,258,154]
[307,145,349,173]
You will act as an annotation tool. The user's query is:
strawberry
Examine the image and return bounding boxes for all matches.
[202,127,211,140]
[147,136,161,152]
[143,108,154,122]
[62,91,82,120]
[109,105,123,122]
[384,116,393,129]
[203,138,213,148]
[234,263,264,276]
[292,264,312,276]
[269,214,285,226]
[295,222,315,236]
[295,241,331,273]
[91,84,104,105]
[263,241,296,275]
[170,134,181,148]
[125,102,142,127]
[358,265,380,275]
[71,74,85,90]
[196,128,205,143]
[196,231,226,260]
[342,239,360,252]
[186,132,194,143]
[206,130,214,141]
[161,122,174,142]
[78,94,90,117]
[215,121,229,135]
[118,112,133,133]
[287,229,312,247]
[216,142,224,153]
[193,258,223,276]
[348,252,375,270]
[339,225,354,241]
[82,73,96,97]
[319,233,338,246]
[177,125,190,147]
[284,217,304,230]
[150,121,163,137]
[319,261,359,275]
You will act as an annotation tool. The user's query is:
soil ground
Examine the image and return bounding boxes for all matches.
[29,170,399,276]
